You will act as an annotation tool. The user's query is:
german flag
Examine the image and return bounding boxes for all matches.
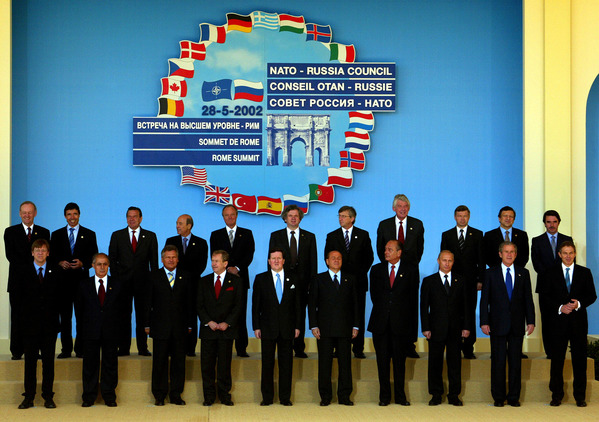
[226,13,252,33]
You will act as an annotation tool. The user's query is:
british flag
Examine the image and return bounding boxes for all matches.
[203,184,231,205]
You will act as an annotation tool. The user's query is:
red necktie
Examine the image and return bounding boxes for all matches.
[131,230,138,253]
[390,264,396,288]
[215,275,221,299]
[27,227,32,242]
[398,221,405,244]
[98,279,106,306]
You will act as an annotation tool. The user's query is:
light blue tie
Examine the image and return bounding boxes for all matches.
[565,267,571,293]
[69,227,75,253]
[506,268,513,300]
[275,273,283,303]
[168,272,175,289]
[551,235,557,258]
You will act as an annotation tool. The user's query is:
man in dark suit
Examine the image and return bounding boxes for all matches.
[324,205,373,358]
[368,240,418,406]
[17,239,59,409]
[309,250,359,406]
[197,250,243,406]
[440,205,484,359]
[4,200,50,360]
[421,250,470,406]
[165,214,208,357]
[77,253,122,407]
[252,248,301,406]
[484,206,529,268]
[144,245,194,406]
[480,241,535,407]
[108,206,158,356]
[538,241,596,407]
[50,202,98,358]
[210,205,255,357]
[376,194,424,358]
[268,204,317,358]
[531,210,573,359]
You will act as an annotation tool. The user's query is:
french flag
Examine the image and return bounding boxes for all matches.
[234,79,264,102]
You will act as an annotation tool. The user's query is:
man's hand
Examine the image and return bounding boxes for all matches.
[69,259,84,270]
[422,330,431,340]
[227,267,240,275]
[351,328,358,339]
[207,321,219,331]
[294,329,300,339]
[254,329,261,339]
[462,330,470,338]
[311,327,321,340]
[526,324,535,336]
[217,322,229,331]
[481,325,491,336]
[144,327,150,335]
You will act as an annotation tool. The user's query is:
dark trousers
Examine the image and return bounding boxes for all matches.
[9,292,23,358]
[200,338,233,402]
[317,336,353,402]
[23,331,57,400]
[58,281,79,355]
[118,283,148,353]
[293,288,308,355]
[235,288,249,354]
[372,326,408,403]
[82,337,118,403]
[428,336,462,398]
[538,296,555,358]
[186,316,198,355]
[260,337,293,403]
[550,328,588,402]
[490,333,523,403]
[152,336,186,401]
[352,289,366,355]
[462,283,478,356]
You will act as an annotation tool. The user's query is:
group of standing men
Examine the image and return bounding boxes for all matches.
[3,195,596,409]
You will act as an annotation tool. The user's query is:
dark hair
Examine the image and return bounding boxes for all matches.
[454,205,470,214]
[268,248,286,260]
[338,205,356,219]
[282,204,304,221]
[64,202,80,215]
[31,238,50,251]
[498,206,515,218]
[498,241,518,253]
[543,210,561,223]
[222,205,238,216]
[127,206,142,217]
[557,240,576,254]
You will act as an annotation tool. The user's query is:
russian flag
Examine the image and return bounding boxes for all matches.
[283,194,309,214]
[168,58,194,78]
[348,111,374,131]
[234,79,264,102]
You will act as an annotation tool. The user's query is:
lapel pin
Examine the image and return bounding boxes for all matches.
[354,235,358,239]
[400,274,403,277]
[192,242,195,246]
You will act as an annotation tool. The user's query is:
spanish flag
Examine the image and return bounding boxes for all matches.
[257,196,283,215]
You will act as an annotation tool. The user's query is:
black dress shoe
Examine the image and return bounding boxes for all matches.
[117,351,130,356]
[521,353,528,359]
[280,400,293,406]
[295,352,308,358]
[339,399,354,406]
[18,399,34,409]
[186,352,197,357]
[44,398,56,408]
[406,350,420,358]
[105,401,117,407]
[463,353,476,359]
[354,352,366,359]
[155,399,165,406]
[221,399,234,406]
[171,398,186,405]
[76,353,83,358]
[82,401,94,407]
[576,400,587,407]
[378,401,389,406]
[508,400,520,407]
[448,397,463,406]
[549,399,561,406]
[494,401,504,407]
[57,352,71,359]
[237,352,250,357]
[138,350,152,356]
[203,400,214,406]
[11,355,22,360]
[428,396,442,406]
[396,400,411,406]
[260,400,272,406]
[320,400,330,406]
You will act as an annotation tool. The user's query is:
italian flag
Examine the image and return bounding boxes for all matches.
[329,43,356,63]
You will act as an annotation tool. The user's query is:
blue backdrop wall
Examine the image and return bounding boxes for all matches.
[11,0,524,338]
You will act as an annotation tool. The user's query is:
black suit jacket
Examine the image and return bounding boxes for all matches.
[252,271,301,340]
[480,265,535,337]
[440,226,485,286]
[108,227,158,286]
[17,263,60,336]
[367,261,418,336]
[210,227,255,289]
[531,232,573,277]
[4,223,50,293]
[144,268,195,340]
[50,225,98,282]
[376,216,424,266]
[324,226,374,292]
[420,272,470,342]
[483,227,529,268]
[165,234,208,280]
[197,272,243,340]
[308,271,359,338]
[268,228,317,290]
[76,275,122,341]
[538,264,597,337]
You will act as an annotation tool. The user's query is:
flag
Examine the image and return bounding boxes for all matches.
[340,150,365,171]
[305,24,332,43]
[181,166,207,186]
[252,11,278,30]
[227,13,252,32]
[344,131,370,150]
[308,184,334,203]
[179,41,206,61]
[168,58,194,78]
[233,79,264,102]
[279,14,305,33]
[327,168,353,188]
[348,111,374,131]
[283,194,309,214]
[257,196,283,215]
[161,78,187,97]
[329,43,356,63]
[232,193,257,214]
[199,23,226,43]
[202,79,233,102]
[157,97,184,117]
[204,184,231,205]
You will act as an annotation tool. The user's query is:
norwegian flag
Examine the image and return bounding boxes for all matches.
[339,150,365,171]
[203,184,231,205]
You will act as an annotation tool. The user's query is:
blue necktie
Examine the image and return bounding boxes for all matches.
[565,267,571,293]
[69,227,75,253]
[275,273,283,303]
[506,267,513,300]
